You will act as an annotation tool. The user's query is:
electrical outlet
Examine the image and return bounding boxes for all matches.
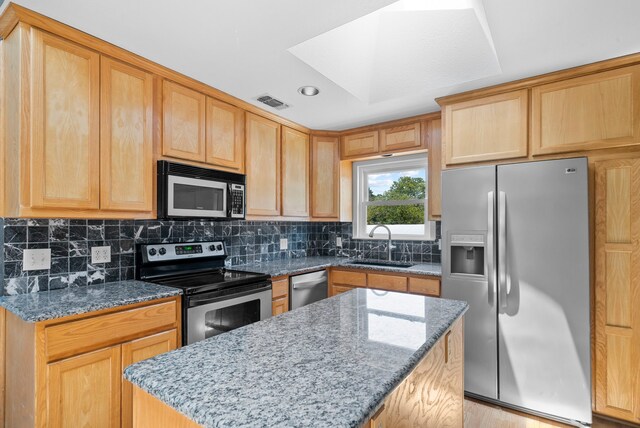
[279,238,288,251]
[438,239,442,251]
[336,237,342,247]
[91,246,111,264]
[23,248,51,271]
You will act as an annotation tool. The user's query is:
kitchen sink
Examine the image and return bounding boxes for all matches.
[348,260,415,268]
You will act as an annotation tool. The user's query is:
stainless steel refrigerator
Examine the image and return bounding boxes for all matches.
[441,157,591,426]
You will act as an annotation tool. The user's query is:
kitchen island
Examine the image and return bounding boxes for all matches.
[125,288,467,427]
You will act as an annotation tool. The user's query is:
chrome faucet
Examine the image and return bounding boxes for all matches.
[369,224,396,261]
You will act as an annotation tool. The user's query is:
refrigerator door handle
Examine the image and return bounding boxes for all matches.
[498,191,507,310]
[487,191,496,305]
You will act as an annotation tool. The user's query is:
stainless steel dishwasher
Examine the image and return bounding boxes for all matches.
[290,270,328,310]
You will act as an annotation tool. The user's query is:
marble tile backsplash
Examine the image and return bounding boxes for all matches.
[1,218,441,295]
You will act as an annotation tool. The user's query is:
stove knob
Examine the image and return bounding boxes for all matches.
[209,244,216,251]
[216,244,223,251]
[148,248,157,256]
[159,247,167,256]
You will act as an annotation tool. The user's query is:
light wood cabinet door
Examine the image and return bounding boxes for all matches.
[30,29,100,209]
[380,122,422,153]
[122,330,178,428]
[311,135,340,219]
[532,66,640,155]
[100,57,154,212]
[205,97,244,171]
[282,126,310,217]
[272,297,289,316]
[443,90,528,165]
[594,158,640,424]
[427,119,442,220]
[162,80,206,162]
[341,131,379,159]
[48,346,121,428]
[330,284,355,297]
[245,113,281,216]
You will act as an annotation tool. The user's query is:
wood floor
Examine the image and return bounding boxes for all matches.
[464,398,637,428]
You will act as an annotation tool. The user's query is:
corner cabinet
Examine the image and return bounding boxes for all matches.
[245,113,282,216]
[531,65,640,155]
[442,89,529,165]
[311,135,340,220]
[594,158,640,424]
[4,296,181,428]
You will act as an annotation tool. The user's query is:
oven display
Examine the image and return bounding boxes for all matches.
[176,245,203,255]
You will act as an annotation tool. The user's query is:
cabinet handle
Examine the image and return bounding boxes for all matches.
[445,330,452,364]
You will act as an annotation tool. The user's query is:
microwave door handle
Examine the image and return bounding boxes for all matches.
[227,183,232,218]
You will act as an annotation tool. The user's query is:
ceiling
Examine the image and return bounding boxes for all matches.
[3,0,640,130]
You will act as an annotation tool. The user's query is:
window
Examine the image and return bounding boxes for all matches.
[353,153,435,240]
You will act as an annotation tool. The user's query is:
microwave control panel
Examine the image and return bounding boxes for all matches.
[230,184,245,218]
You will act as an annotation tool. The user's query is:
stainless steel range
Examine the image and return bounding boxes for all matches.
[136,241,272,345]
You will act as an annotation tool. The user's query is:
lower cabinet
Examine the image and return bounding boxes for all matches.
[122,331,178,428]
[48,346,122,428]
[329,268,440,297]
[271,276,290,316]
[5,297,181,428]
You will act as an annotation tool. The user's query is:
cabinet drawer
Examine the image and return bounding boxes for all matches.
[45,300,178,361]
[331,270,367,287]
[367,274,408,292]
[408,277,440,296]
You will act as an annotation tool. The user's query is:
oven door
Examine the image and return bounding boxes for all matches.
[167,175,227,218]
[185,286,272,345]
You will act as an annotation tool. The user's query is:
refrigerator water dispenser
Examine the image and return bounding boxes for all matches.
[449,233,485,276]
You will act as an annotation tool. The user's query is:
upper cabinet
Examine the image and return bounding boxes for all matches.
[100,57,154,212]
[281,127,310,217]
[442,90,529,165]
[245,113,282,216]
[162,80,206,162]
[3,28,155,218]
[30,29,101,210]
[427,119,442,220]
[531,65,640,155]
[341,131,379,159]
[311,135,340,219]
[205,97,244,172]
[340,122,425,160]
[380,122,422,153]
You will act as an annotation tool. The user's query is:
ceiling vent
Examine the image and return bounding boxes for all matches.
[255,94,290,110]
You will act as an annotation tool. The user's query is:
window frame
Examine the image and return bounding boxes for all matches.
[352,153,436,241]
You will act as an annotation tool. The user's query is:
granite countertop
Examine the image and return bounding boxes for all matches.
[125,289,467,428]
[0,280,182,323]
[233,256,442,278]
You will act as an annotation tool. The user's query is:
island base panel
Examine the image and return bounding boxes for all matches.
[133,386,201,428]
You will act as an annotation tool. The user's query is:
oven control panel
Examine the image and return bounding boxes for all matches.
[144,241,226,262]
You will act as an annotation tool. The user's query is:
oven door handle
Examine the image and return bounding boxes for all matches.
[187,284,271,308]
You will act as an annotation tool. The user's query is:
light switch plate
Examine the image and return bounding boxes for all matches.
[336,237,342,247]
[279,238,288,251]
[23,248,51,271]
[91,246,111,264]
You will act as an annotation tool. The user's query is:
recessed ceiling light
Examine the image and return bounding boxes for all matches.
[298,86,320,96]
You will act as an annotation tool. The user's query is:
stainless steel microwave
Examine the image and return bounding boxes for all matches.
[157,161,245,220]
